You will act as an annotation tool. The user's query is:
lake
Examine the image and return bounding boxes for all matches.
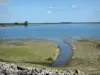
[0,24,100,40]
[0,24,100,66]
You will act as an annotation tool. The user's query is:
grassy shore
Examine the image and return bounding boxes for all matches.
[0,39,58,68]
[63,39,100,75]
[0,23,24,27]
[0,38,100,74]
[0,23,56,27]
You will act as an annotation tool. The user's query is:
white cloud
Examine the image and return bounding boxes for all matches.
[96,9,100,11]
[49,7,53,9]
[72,5,76,8]
[48,10,52,13]
[0,0,11,4]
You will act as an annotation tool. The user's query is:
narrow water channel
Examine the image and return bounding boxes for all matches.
[52,40,72,67]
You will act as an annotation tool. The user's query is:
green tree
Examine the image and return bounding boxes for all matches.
[14,22,19,25]
[24,21,28,26]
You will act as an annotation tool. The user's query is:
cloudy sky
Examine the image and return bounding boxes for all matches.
[0,0,100,23]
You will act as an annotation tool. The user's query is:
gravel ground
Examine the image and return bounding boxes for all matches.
[0,62,86,75]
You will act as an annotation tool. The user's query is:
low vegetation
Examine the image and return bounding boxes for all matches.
[65,39,100,75]
[0,38,100,75]
[0,39,58,67]
[0,21,28,27]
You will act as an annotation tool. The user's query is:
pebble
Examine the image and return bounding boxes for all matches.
[0,62,86,75]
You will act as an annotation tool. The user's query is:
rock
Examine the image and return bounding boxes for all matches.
[74,69,86,75]
[0,73,5,75]
[0,61,86,75]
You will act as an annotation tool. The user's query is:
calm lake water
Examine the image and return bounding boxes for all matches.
[0,24,100,66]
[0,24,100,40]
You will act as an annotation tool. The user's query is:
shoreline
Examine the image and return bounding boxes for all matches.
[1,38,100,74]
[64,39,100,75]
[0,38,73,67]
[53,47,60,61]
[1,23,100,28]
[52,46,61,66]
[0,38,59,67]
[0,38,61,67]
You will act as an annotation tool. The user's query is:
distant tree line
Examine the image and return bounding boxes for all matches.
[14,21,28,26]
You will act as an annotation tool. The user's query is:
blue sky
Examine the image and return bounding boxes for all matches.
[0,0,100,23]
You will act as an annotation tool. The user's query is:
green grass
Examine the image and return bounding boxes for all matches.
[1,39,100,74]
[0,24,25,27]
[0,39,58,67]
[64,39,100,74]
